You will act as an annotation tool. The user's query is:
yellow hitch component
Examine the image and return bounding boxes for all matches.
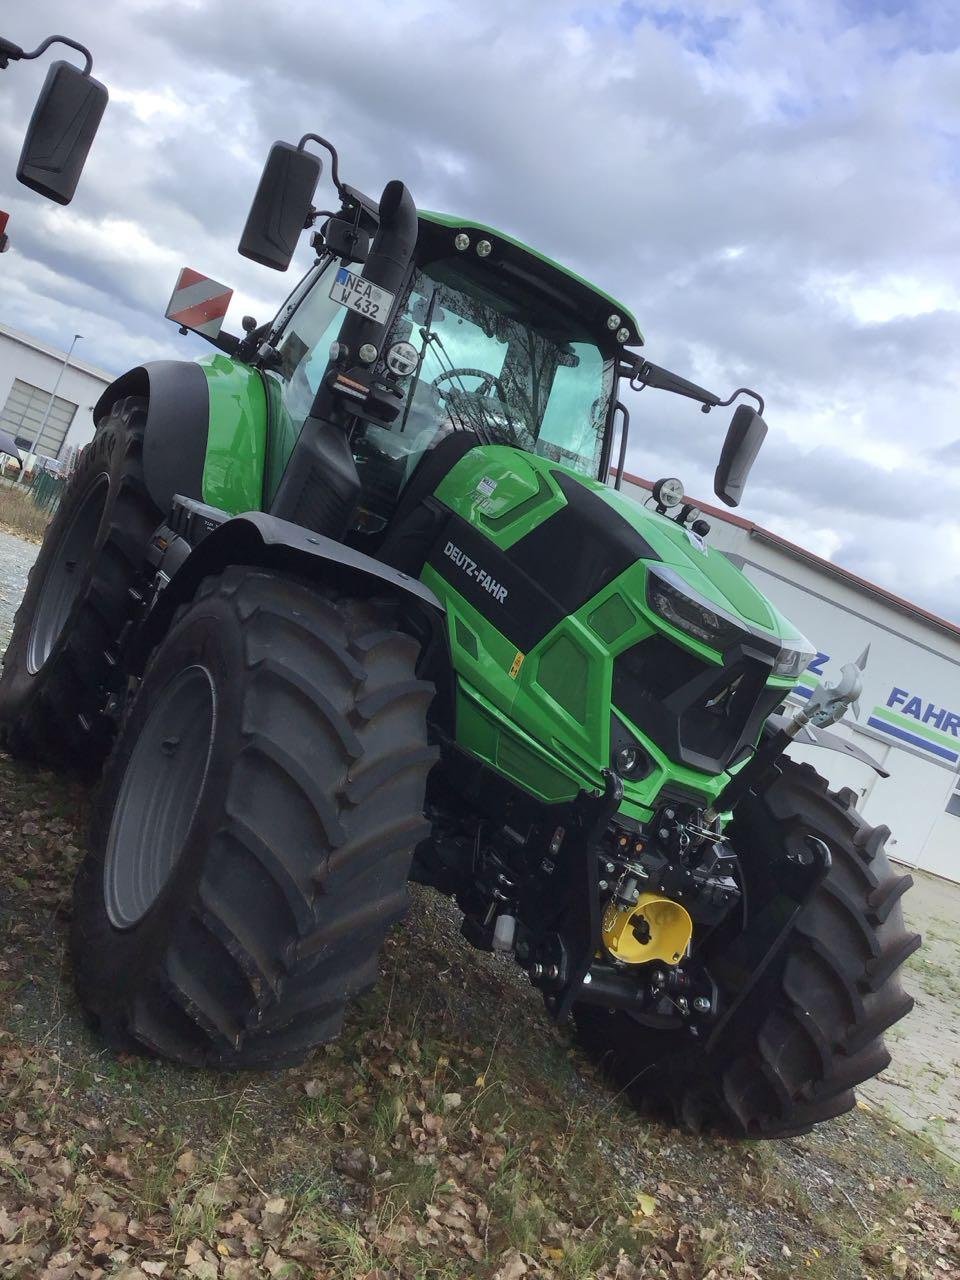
[601,893,693,966]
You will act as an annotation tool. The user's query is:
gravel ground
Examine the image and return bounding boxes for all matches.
[0,528,38,655]
[863,868,960,1160]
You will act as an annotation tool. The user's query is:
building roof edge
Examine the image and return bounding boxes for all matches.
[616,469,960,644]
[0,321,114,384]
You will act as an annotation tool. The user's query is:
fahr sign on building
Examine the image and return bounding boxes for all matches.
[620,473,960,883]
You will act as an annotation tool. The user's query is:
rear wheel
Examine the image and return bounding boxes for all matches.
[71,567,436,1067]
[0,396,159,773]
[574,759,920,1138]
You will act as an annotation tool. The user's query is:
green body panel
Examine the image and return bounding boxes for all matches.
[198,355,268,514]
[419,211,643,343]
[425,446,798,817]
[261,374,300,507]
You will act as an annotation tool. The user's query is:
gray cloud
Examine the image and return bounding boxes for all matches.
[1,0,958,620]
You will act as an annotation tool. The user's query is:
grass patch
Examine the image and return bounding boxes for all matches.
[905,952,960,1002]
[0,480,51,543]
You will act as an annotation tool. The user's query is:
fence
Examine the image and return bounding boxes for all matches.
[31,470,66,514]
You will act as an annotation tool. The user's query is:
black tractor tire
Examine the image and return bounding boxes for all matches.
[0,396,159,773]
[71,567,436,1068]
[573,759,920,1138]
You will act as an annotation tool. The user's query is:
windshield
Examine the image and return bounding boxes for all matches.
[382,260,615,477]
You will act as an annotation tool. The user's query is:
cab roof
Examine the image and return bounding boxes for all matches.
[418,210,643,348]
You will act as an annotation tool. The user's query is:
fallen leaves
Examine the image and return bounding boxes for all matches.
[1,750,959,1280]
[634,1190,658,1218]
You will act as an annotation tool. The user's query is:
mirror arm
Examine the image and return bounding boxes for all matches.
[208,330,239,356]
[175,324,239,357]
[298,133,345,198]
[630,358,721,409]
[626,356,766,418]
[2,33,94,75]
[710,385,765,416]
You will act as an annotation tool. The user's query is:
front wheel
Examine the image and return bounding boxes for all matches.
[574,760,920,1138]
[71,567,436,1067]
[0,396,159,773]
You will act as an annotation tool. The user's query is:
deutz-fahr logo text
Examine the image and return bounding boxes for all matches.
[443,541,508,604]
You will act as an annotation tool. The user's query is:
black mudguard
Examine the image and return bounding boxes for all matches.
[136,511,447,673]
[93,362,210,513]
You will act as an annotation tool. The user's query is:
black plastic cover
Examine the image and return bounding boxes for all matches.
[715,405,768,508]
[238,142,322,270]
[613,634,784,774]
[16,60,108,205]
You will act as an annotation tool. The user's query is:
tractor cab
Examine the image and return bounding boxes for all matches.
[226,135,769,553]
[244,200,641,541]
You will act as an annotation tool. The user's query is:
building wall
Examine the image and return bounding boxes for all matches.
[0,327,111,461]
[619,477,960,881]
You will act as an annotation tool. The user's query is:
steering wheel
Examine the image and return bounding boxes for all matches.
[431,368,503,399]
[430,368,520,444]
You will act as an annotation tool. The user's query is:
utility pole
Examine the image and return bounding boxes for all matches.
[19,332,82,483]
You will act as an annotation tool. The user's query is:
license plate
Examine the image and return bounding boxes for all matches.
[329,266,395,324]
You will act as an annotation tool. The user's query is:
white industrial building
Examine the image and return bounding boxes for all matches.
[621,471,960,883]
[0,322,112,467]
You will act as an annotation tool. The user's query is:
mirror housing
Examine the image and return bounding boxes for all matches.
[16,60,108,205]
[238,141,322,270]
[322,216,371,264]
[714,404,767,507]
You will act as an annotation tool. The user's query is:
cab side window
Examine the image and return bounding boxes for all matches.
[263,262,346,499]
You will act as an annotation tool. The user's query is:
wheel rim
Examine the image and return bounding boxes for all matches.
[104,664,217,929]
[26,472,110,675]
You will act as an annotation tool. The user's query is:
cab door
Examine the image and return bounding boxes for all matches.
[261,257,348,503]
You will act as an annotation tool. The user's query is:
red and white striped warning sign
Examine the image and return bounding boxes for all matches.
[165,267,233,338]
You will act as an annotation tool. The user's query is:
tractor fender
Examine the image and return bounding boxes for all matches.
[93,362,210,514]
[137,511,447,671]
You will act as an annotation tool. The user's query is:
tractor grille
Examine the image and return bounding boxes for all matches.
[612,634,784,774]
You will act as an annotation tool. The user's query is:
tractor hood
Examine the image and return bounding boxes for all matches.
[424,444,812,803]
[573,473,795,642]
[429,446,810,665]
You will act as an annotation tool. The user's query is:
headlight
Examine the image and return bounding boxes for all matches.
[647,568,817,677]
[772,637,817,679]
[611,716,652,779]
[615,744,644,776]
[646,568,744,651]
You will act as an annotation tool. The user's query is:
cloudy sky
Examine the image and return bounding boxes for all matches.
[1,0,958,620]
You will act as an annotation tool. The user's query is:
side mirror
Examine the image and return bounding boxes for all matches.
[322,216,371,264]
[16,60,108,205]
[238,141,322,270]
[715,404,767,507]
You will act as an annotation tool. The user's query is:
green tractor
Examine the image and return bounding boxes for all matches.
[0,127,919,1138]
